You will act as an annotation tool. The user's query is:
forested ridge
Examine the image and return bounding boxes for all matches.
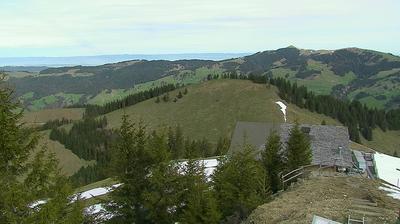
[8,47,400,110]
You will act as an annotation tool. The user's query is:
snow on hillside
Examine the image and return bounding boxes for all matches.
[73,183,122,201]
[275,101,287,122]
[374,152,400,187]
[379,183,400,200]
[374,152,400,200]
[177,158,219,179]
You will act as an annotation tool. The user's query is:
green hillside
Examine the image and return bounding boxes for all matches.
[7,47,400,110]
[104,79,399,154]
[104,79,338,142]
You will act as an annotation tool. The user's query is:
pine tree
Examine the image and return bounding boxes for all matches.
[179,153,221,223]
[108,115,153,223]
[183,88,188,95]
[286,123,312,170]
[213,145,268,221]
[177,91,183,99]
[143,132,181,223]
[180,177,220,223]
[162,93,170,102]
[215,136,230,156]
[393,150,399,158]
[262,131,284,193]
[0,75,82,223]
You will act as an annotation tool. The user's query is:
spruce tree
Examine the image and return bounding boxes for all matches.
[393,150,399,158]
[262,131,284,193]
[213,145,268,221]
[0,75,83,223]
[143,132,181,223]
[215,136,230,156]
[177,91,183,99]
[108,115,153,223]
[179,152,221,223]
[286,123,312,170]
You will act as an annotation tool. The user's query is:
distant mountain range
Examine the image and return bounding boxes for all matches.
[0,53,251,67]
[4,46,400,110]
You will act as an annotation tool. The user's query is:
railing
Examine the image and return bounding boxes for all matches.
[348,214,365,224]
[280,164,314,189]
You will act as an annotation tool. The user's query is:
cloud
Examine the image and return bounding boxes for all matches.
[0,0,399,56]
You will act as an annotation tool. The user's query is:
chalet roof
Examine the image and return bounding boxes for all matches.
[229,122,352,167]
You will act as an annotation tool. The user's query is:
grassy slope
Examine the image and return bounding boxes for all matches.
[88,67,223,105]
[22,108,85,125]
[361,129,400,155]
[23,108,91,176]
[246,176,400,224]
[271,60,356,95]
[35,131,95,176]
[105,79,339,143]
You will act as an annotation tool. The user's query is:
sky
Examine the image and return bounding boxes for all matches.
[1,0,399,57]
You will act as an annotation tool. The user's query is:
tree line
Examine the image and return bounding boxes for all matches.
[222,71,400,143]
[103,116,311,223]
[83,83,177,117]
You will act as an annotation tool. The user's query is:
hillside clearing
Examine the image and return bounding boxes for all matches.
[105,79,339,143]
[22,108,85,125]
[34,131,95,176]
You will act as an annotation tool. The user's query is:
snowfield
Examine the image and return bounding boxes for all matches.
[374,152,400,200]
[379,183,400,200]
[73,183,122,201]
[374,152,400,187]
[275,101,287,122]
[177,158,219,178]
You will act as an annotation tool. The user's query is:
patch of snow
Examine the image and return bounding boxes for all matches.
[177,158,219,179]
[379,183,400,200]
[72,183,122,201]
[275,101,287,122]
[374,152,400,187]
[85,203,114,221]
[29,200,47,209]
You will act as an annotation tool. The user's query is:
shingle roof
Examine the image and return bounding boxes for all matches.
[229,122,352,167]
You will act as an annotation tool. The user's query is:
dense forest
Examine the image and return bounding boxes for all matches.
[46,116,230,186]
[104,115,311,223]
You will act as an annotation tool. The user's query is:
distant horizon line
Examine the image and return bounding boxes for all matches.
[0,52,253,59]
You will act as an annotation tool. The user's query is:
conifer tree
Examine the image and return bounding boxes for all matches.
[183,88,188,95]
[286,123,312,170]
[108,115,152,223]
[213,145,268,221]
[215,136,230,156]
[262,131,284,193]
[179,152,221,223]
[393,150,399,158]
[177,91,183,99]
[143,132,181,223]
[0,75,83,223]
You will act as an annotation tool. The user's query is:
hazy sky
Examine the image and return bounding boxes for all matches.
[1,0,399,57]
